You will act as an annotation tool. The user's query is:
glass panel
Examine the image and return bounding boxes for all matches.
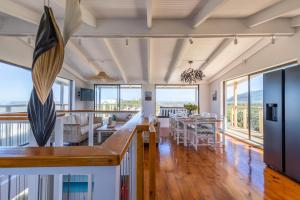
[120,85,141,111]
[95,85,119,111]
[63,85,70,110]
[225,77,249,139]
[250,74,263,144]
[53,82,62,109]
[155,85,198,115]
[0,62,32,113]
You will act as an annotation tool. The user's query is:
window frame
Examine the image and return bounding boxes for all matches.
[155,84,200,116]
[94,84,142,111]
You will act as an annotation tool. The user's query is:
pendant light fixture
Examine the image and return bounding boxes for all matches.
[180,61,205,84]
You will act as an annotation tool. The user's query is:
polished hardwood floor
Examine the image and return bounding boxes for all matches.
[144,128,300,200]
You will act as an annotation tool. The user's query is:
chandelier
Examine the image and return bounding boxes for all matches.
[180,61,205,84]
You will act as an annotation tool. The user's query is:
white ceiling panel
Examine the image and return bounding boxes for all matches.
[82,0,145,18]
[11,0,64,18]
[211,0,281,18]
[153,0,202,18]
[106,38,144,82]
[281,8,300,17]
[151,38,178,82]
[203,37,262,78]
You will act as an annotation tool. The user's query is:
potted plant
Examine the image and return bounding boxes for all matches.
[184,103,198,116]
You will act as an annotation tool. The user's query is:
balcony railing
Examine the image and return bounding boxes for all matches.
[0,112,156,200]
[226,105,264,142]
[158,106,187,118]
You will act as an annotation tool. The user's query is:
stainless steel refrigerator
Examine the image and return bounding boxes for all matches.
[263,66,300,182]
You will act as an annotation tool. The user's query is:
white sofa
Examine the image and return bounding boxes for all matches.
[63,113,102,144]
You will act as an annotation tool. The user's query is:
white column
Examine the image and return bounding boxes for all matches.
[87,175,93,200]
[0,175,9,200]
[53,116,64,200]
[88,112,94,146]
[54,116,64,146]
[92,166,120,200]
[28,175,39,200]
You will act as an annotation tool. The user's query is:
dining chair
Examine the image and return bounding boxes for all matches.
[169,114,176,137]
[174,118,185,145]
[188,120,216,150]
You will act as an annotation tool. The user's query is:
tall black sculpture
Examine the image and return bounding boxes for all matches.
[27,6,64,146]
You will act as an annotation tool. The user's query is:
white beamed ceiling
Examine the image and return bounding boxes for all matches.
[0,0,299,84]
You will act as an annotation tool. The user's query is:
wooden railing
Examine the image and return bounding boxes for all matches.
[228,105,263,134]
[0,112,156,200]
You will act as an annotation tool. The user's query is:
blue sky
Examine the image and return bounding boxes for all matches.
[226,75,263,99]
[156,88,198,103]
[0,62,33,103]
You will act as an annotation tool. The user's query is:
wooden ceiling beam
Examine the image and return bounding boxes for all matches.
[193,0,226,28]
[199,38,233,72]
[208,38,271,82]
[102,39,128,83]
[147,38,153,82]
[0,18,294,38]
[291,15,300,27]
[146,0,153,28]
[247,0,300,28]
[164,39,190,83]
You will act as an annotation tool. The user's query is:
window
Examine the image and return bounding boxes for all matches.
[53,77,72,110]
[155,85,199,115]
[250,74,263,144]
[120,85,142,111]
[225,77,249,139]
[94,85,141,111]
[0,61,73,113]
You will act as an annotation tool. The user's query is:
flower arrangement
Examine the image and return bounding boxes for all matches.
[184,103,198,114]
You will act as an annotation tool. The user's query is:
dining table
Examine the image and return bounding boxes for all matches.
[176,116,224,147]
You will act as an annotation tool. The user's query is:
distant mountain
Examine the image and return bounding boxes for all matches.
[227,90,263,104]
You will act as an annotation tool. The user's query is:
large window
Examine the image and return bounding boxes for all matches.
[53,77,72,110]
[224,74,263,144]
[155,85,199,115]
[94,85,141,111]
[225,77,249,139]
[0,61,73,113]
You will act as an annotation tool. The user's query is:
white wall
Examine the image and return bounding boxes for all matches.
[141,84,156,117]
[199,83,210,112]
[209,31,300,115]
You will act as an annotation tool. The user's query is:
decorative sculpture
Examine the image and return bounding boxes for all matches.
[27,6,64,146]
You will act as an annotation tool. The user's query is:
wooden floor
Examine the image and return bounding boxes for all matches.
[144,128,300,200]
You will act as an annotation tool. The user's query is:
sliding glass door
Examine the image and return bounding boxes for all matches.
[250,74,263,144]
[225,77,249,139]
